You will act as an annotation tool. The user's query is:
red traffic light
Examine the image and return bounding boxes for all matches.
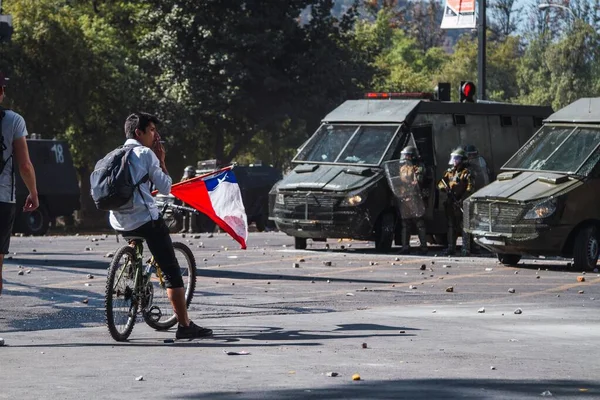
[460,81,476,103]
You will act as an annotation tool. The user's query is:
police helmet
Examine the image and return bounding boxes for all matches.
[464,144,478,158]
[449,148,466,166]
[400,146,417,161]
[184,165,195,173]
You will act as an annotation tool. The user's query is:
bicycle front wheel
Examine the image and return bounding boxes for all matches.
[144,242,197,330]
[105,245,138,342]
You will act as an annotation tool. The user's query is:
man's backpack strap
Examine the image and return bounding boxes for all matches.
[124,144,154,219]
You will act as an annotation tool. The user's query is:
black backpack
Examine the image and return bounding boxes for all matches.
[90,144,148,211]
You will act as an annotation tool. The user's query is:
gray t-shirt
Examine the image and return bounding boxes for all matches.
[0,109,28,203]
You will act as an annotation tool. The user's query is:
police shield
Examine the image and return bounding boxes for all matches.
[383,159,426,219]
[468,156,491,191]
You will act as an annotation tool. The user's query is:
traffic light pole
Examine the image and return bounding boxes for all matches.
[478,0,486,100]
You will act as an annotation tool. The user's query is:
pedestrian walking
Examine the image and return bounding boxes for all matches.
[0,71,39,295]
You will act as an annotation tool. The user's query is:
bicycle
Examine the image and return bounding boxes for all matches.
[104,203,201,342]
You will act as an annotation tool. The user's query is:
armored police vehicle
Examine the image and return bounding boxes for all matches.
[465,98,600,270]
[13,138,80,235]
[269,91,552,250]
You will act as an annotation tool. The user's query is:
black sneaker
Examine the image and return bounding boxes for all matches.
[176,321,213,339]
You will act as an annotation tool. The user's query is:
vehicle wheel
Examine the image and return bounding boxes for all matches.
[20,205,50,236]
[294,237,307,250]
[105,245,138,342]
[144,242,197,331]
[433,234,448,246]
[573,226,600,271]
[497,253,522,266]
[375,212,395,253]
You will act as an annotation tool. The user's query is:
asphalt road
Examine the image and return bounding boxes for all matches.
[0,232,599,399]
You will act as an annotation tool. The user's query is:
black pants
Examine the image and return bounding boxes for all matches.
[0,202,16,254]
[120,217,183,289]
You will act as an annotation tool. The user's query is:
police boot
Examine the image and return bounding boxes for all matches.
[399,222,411,255]
[443,229,456,256]
[416,219,428,255]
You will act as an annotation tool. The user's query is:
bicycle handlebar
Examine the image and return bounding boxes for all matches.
[159,202,201,215]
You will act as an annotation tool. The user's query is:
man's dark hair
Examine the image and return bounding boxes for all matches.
[124,112,160,139]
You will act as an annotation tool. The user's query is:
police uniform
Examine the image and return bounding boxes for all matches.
[397,147,427,255]
[437,151,473,255]
[179,166,197,233]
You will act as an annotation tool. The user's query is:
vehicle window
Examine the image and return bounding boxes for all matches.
[337,126,398,164]
[295,124,358,162]
[503,125,600,175]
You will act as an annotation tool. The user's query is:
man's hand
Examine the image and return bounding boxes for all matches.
[23,193,39,212]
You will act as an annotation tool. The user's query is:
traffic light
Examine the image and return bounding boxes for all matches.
[459,81,476,103]
[434,82,451,101]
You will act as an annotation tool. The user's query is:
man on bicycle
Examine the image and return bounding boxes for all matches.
[109,112,212,339]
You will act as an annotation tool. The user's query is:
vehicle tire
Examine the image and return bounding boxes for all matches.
[573,226,600,271]
[20,205,50,236]
[433,234,448,246]
[105,245,138,342]
[294,237,307,250]
[144,242,197,331]
[375,212,395,253]
[497,253,522,266]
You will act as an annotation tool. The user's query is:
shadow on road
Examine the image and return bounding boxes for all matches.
[4,323,417,348]
[4,257,109,270]
[178,378,599,400]
[199,269,400,285]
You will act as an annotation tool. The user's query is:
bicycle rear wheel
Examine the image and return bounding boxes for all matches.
[144,242,197,330]
[105,245,138,341]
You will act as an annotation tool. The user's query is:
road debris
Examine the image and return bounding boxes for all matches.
[478,307,485,313]
[443,264,451,268]
[362,343,368,349]
[369,261,377,266]
[409,285,417,290]
[297,258,305,263]
[485,268,493,272]
[87,274,94,279]
[0,338,4,346]
[17,270,24,276]
[541,390,553,396]
[508,288,516,294]
[514,308,523,315]
[105,252,114,258]
[292,263,300,268]
[490,366,496,370]
[578,290,585,294]
[163,339,174,344]
[26,269,31,274]
[445,287,454,293]
[82,299,89,304]
[420,265,426,270]
[84,283,92,287]
[323,261,332,266]
[326,372,339,377]
[223,350,250,355]
[352,374,361,381]
[346,293,354,296]
[577,276,586,282]
[135,376,144,381]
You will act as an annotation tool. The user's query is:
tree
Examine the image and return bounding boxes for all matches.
[489,0,521,40]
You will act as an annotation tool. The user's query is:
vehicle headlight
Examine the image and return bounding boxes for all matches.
[524,198,557,219]
[276,193,285,205]
[341,192,366,207]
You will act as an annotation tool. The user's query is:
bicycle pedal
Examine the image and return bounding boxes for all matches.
[144,306,162,322]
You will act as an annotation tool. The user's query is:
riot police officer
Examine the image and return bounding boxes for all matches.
[179,165,197,233]
[397,146,428,255]
[464,144,492,191]
[437,148,473,256]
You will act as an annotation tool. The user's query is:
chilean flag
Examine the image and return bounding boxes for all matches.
[170,167,248,249]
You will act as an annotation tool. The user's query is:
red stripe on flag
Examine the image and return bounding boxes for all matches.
[170,178,247,249]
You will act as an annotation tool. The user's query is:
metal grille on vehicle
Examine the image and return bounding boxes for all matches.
[467,200,538,237]
[278,192,340,220]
